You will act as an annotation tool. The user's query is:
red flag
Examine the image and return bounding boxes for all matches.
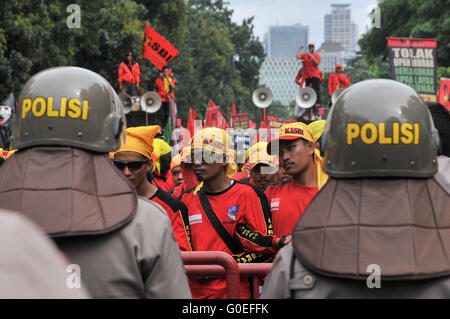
[205,100,228,129]
[438,78,450,111]
[232,102,237,115]
[187,107,198,137]
[142,24,179,70]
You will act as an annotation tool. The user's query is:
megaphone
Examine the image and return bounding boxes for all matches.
[118,92,132,114]
[252,88,273,109]
[140,91,162,114]
[331,88,345,105]
[295,87,317,109]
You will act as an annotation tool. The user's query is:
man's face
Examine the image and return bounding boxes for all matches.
[162,68,170,78]
[172,166,183,186]
[192,149,227,182]
[308,45,314,53]
[114,151,151,189]
[279,139,315,176]
[336,67,342,73]
[250,163,278,190]
[127,54,133,63]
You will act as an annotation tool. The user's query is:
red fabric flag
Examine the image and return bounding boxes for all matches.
[438,78,450,111]
[232,102,237,115]
[187,107,198,137]
[142,24,179,70]
[205,100,228,129]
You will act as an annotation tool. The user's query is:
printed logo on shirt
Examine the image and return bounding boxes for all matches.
[189,213,203,225]
[270,198,280,212]
[227,205,239,221]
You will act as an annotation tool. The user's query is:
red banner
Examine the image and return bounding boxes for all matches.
[205,100,228,129]
[142,24,179,70]
[438,78,450,111]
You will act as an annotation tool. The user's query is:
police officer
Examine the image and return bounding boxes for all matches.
[261,79,450,298]
[0,67,191,298]
[0,208,88,298]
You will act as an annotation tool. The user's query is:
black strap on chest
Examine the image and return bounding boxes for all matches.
[198,188,243,255]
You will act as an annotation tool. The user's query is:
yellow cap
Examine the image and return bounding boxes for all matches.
[170,154,182,171]
[267,122,314,155]
[191,127,237,178]
[249,151,278,171]
[245,142,268,162]
[114,126,161,159]
[152,138,172,174]
[308,120,326,143]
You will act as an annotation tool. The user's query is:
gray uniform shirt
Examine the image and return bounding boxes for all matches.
[261,241,450,299]
[0,210,88,299]
[54,197,192,299]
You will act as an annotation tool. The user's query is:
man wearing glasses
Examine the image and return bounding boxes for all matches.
[113,126,192,252]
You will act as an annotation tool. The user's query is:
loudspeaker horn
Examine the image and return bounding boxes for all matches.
[118,92,132,114]
[295,87,317,109]
[252,87,273,109]
[331,88,345,105]
[140,91,162,114]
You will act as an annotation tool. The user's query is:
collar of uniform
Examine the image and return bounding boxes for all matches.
[205,180,236,196]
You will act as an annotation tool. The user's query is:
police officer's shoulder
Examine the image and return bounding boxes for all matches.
[133,196,172,224]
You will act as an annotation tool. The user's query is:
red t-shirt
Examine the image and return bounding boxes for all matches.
[300,53,321,79]
[328,72,350,95]
[179,181,274,299]
[265,179,318,238]
[149,188,192,252]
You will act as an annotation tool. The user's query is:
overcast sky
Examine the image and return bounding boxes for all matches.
[227,0,379,46]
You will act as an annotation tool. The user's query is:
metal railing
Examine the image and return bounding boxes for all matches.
[181,251,272,299]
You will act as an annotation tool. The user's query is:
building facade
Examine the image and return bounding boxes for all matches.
[259,57,302,106]
[264,24,309,58]
[324,4,359,53]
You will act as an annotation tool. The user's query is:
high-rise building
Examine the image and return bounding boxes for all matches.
[264,24,309,58]
[324,4,358,53]
[259,57,302,106]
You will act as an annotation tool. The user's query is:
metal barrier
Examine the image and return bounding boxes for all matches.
[181,251,273,299]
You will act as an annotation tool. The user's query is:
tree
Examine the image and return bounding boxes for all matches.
[359,0,449,66]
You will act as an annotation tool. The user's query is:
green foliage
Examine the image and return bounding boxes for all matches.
[0,0,264,126]
[359,0,450,66]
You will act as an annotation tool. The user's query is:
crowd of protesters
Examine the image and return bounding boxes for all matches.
[0,64,448,299]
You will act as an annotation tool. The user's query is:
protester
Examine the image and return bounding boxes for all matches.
[0,67,190,298]
[308,120,326,155]
[118,52,140,96]
[113,126,191,251]
[261,79,450,298]
[150,138,173,191]
[172,146,201,199]
[153,66,176,128]
[170,153,184,188]
[297,43,321,105]
[247,151,279,190]
[265,122,329,239]
[328,63,350,106]
[179,127,284,299]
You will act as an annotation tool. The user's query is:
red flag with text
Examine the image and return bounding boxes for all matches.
[205,99,228,129]
[142,24,179,70]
